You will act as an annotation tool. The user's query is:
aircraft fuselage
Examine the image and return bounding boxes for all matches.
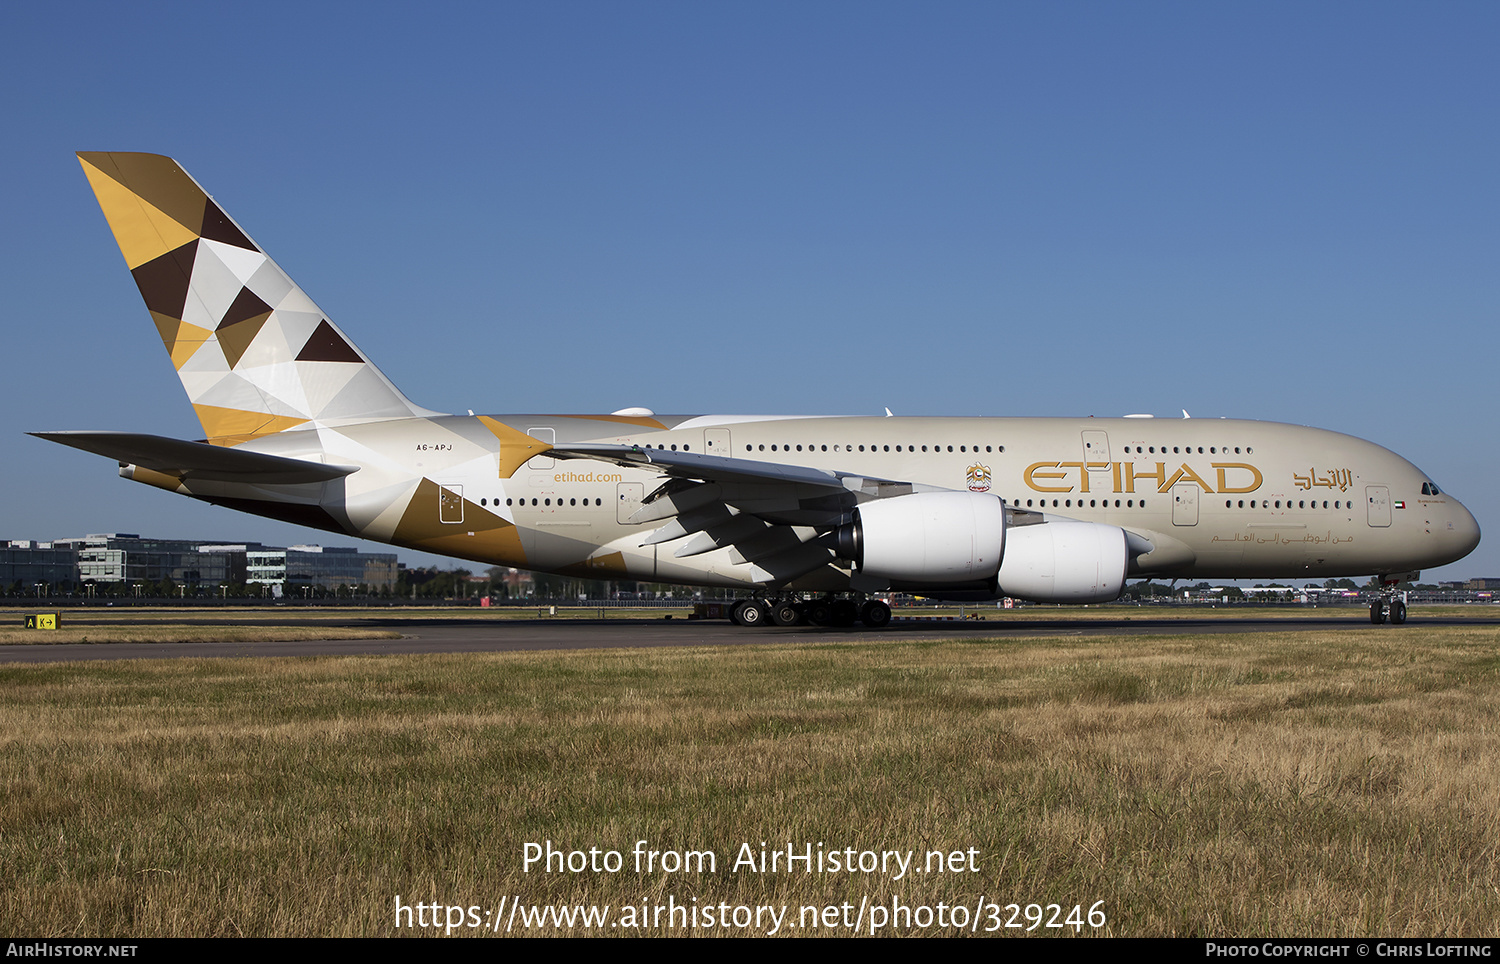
[172,412,1479,591]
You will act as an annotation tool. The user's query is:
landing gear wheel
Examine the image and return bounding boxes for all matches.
[1390,599,1407,624]
[734,600,768,627]
[1370,602,1386,625]
[859,599,892,628]
[809,600,834,626]
[770,601,801,626]
[831,599,858,627]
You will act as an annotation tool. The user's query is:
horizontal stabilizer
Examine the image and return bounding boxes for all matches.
[32,431,357,484]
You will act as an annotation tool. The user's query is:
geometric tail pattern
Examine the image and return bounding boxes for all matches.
[78,152,437,446]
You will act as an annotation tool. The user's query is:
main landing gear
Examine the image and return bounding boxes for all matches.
[729,594,892,628]
[1369,591,1408,625]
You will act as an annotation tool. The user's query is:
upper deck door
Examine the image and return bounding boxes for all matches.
[1082,431,1111,493]
[527,427,555,469]
[1366,485,1392,527]
[1081,430,1111,463]
[704,429,732,458]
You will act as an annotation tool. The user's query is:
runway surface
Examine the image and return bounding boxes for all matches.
[2,611,1494,663]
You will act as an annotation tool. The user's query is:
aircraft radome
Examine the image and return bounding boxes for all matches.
[37,152,1481,628]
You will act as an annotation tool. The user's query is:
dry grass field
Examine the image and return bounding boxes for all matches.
[2,616,1498,936]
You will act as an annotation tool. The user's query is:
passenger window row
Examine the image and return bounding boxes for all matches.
[481,498,606,508]
[1011,498,1147,509]
[1125,445,1252,455]
[747,443,1005,454]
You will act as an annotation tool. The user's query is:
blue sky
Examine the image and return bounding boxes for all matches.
[3,2,1496,581]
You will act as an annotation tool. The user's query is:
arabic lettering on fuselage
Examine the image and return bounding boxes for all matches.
[1292,467,1353,492]
[1211,531,1354,546]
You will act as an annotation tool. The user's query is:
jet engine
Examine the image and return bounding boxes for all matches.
[834,491,1005,584]
[835,491,1130,603]
[996,520,1128,603]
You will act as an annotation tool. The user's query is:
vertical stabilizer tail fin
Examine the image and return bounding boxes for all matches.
[77,151,436,446]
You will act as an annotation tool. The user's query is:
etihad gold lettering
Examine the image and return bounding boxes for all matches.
[1026,461,1265,496]
[1025,462,1074,493]
[1213,462,1263,494]
[1123,462,1166,494]
[1086,462,1111,494]
[1162,463,1213,492]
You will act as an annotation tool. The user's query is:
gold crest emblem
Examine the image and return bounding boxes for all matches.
[966,463,992,492]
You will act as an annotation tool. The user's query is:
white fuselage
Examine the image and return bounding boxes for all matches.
[215,413,1478,593]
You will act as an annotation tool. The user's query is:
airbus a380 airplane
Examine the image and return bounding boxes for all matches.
[38,153,1480,627]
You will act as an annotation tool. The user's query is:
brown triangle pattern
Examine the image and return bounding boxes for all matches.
[83,153,429,436]
[199,199,257,251]
[151,311,182,354]
[295,319,363,363]
[217,311,272,369]
[87,152,207,239]
[217,286,273,330]
[130,239,199,320]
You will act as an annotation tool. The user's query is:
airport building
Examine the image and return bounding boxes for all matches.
[59,534,249,587]
[1,534,397,594]
[0,542,79,593]
[247,545,399,592]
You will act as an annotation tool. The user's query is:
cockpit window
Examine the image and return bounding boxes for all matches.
[1421,481,1442,496]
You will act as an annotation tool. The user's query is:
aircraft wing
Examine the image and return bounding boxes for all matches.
[549,442,982,586]
[32,431,360,484]
[547,442,905,492]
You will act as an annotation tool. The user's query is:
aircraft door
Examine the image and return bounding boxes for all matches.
[617,482,644,524]
[1082,430,1111,492]
[1082,430,1110,462]
[527,427,555,469]
[1366,485,1392,527]
[704,428,732,458]
[439,484,464,524]
[1171,483,1199,526]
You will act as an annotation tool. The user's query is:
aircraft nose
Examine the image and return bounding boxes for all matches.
[1447,497,1482,561]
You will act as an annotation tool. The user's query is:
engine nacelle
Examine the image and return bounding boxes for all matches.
[836,492,1005,584]
[996,521,1128,603]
